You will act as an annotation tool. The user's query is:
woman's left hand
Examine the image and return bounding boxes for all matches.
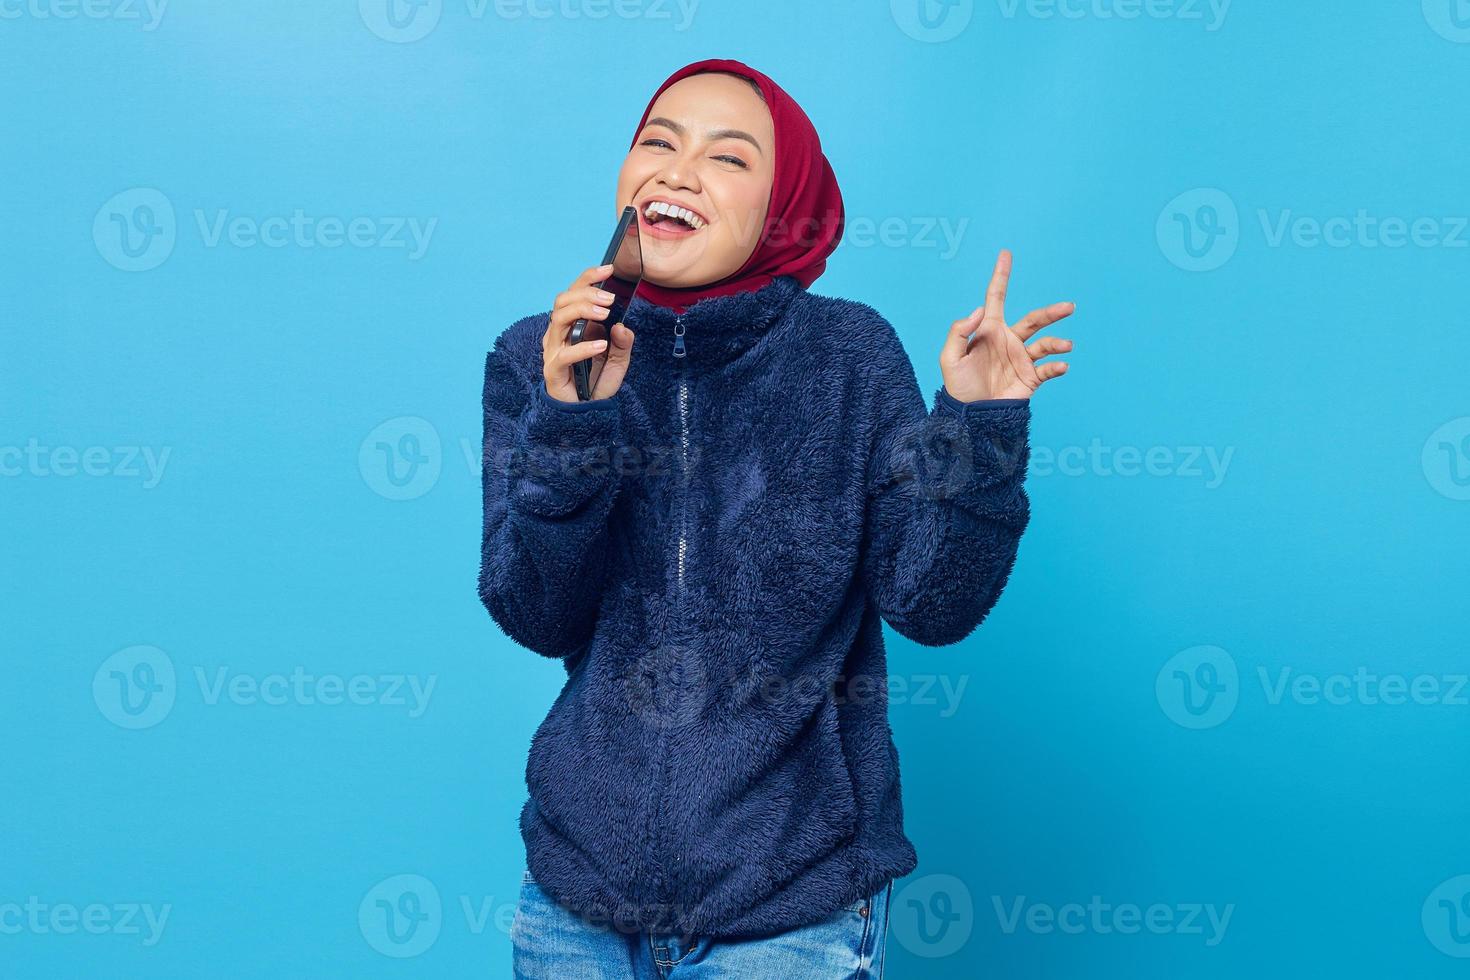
[940,249,1075,402]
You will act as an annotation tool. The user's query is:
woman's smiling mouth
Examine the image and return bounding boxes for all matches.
[638,198,708,240]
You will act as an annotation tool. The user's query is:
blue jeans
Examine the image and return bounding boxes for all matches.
[511,871,892,979]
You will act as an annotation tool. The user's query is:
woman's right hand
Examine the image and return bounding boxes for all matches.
[542,263,637,404]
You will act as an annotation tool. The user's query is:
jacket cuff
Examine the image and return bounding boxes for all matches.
[537,379,620,412]
[512,383,622,517]
[936,386,1031,416]
[923,386,1031,494]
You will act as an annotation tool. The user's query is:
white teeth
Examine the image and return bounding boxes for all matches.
[643,201,705,230]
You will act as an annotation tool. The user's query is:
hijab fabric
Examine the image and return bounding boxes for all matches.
[628,59,844,312]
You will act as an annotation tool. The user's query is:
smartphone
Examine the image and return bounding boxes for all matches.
[569,205,643,401]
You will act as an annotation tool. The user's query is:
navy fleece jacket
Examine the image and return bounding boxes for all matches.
[479,273,1031,938]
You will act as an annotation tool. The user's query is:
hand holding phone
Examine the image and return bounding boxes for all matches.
[542,262,626,404]
[561,206,643,401]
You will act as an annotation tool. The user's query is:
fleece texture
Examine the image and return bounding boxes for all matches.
[478,273,1031,939]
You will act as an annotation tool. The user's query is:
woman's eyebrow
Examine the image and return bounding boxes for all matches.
[644,116,764,156]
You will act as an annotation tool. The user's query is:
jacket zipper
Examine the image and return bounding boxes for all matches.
[672,313,689,887]
[673,314,688,598]
[647,312,689,925]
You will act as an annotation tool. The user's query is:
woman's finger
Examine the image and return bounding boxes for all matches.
[1026,336,1073,361]
[550,303,610,341]
[551,264,614,317]
[983,249,1012,322]
[1012,301,1076,342]
[577,262,615,288]
[1035,361,1069,384]
[554,281,617,313]
[591,322,635,399]
[550,337,609,369]
[942,305,986,361]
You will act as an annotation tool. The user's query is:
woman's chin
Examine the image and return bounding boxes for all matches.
[640,265,718,290]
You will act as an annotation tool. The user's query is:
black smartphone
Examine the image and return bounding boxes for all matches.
[569,205,643,401]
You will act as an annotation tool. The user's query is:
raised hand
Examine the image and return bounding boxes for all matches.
[940,250,1074,402]
[543,262,637,403]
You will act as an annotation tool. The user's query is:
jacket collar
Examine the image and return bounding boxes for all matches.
[624,275,803,369]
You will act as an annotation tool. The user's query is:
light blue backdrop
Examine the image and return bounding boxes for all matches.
[3,1,1467,976]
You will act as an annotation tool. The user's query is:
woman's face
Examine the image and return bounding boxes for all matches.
[617,73,775,288]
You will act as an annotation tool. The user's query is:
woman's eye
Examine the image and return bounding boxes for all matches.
[639,139,746,169]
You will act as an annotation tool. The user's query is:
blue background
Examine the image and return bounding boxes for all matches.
[4,1,1468,976]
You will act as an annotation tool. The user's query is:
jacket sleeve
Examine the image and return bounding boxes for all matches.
[477,326,623,658]
[860,316,1032,647]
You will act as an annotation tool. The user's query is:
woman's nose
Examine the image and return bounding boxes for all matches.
[657,157,702,193]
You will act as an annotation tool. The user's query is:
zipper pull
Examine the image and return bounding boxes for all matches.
[672,314,686,358]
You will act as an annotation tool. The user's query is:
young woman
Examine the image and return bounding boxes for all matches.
[479,58,1074,978]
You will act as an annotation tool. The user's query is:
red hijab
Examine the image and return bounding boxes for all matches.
[628,59,844,312]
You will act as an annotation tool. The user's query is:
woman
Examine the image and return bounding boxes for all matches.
[479,58,1074,978]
